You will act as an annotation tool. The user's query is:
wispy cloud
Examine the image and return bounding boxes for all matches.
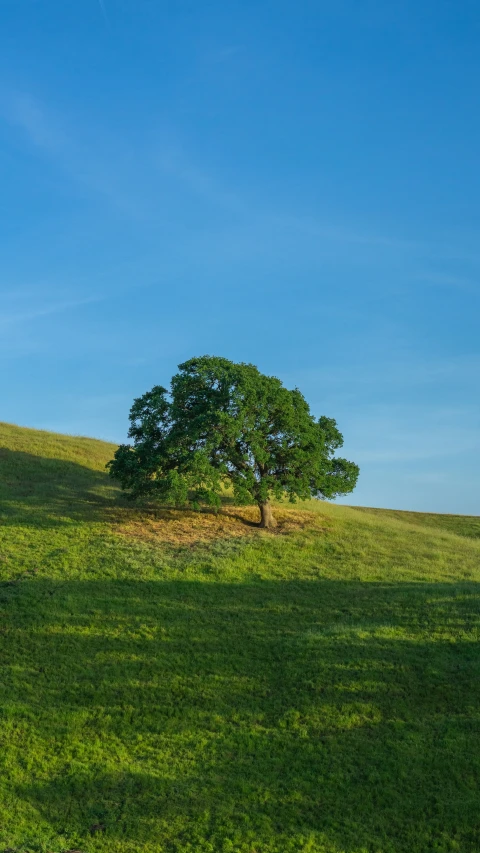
[154,141,421,251]
[0,88,140,215]
[339,403,480,465]
[403,472,447,485]
[1,90,65,156]
[0,295,103,328]
[415,271,479,291]
[4,88,480,275]
[97,0,109,26]
[283,353,480,394]
[155,143,246,214]
[205,45,244,64]
[152,137,480,271]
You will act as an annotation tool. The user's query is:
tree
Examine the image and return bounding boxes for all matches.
[107,356,359,528]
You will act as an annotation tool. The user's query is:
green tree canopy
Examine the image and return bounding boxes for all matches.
[107,356,359,528]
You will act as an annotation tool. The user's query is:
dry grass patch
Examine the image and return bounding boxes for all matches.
[115,503,319,547]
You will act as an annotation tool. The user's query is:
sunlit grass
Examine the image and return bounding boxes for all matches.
[1,422,479,852]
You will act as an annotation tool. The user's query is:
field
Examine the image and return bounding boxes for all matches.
[1,421,479,853]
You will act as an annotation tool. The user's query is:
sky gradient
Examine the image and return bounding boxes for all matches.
[1,0,479,514]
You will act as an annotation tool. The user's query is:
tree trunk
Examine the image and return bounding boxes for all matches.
[259,501,277,529]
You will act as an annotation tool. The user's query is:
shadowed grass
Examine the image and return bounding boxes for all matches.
[0,422,479,853]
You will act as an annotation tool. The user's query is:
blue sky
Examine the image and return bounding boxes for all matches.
[1,0,479,514]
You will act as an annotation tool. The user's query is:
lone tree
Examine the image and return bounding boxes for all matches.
[107,356,359,528]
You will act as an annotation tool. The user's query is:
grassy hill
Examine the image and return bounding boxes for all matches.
[1,421,479,853]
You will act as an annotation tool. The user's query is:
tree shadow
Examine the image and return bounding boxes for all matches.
[2,577,480,851]
[0,449,265,532]
[0,447,122,528]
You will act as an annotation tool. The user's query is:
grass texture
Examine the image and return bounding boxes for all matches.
[0,421,479,853]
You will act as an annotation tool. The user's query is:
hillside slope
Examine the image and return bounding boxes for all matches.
[1,422,479,853]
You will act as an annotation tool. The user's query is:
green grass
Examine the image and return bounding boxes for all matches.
[1,421,479,853]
